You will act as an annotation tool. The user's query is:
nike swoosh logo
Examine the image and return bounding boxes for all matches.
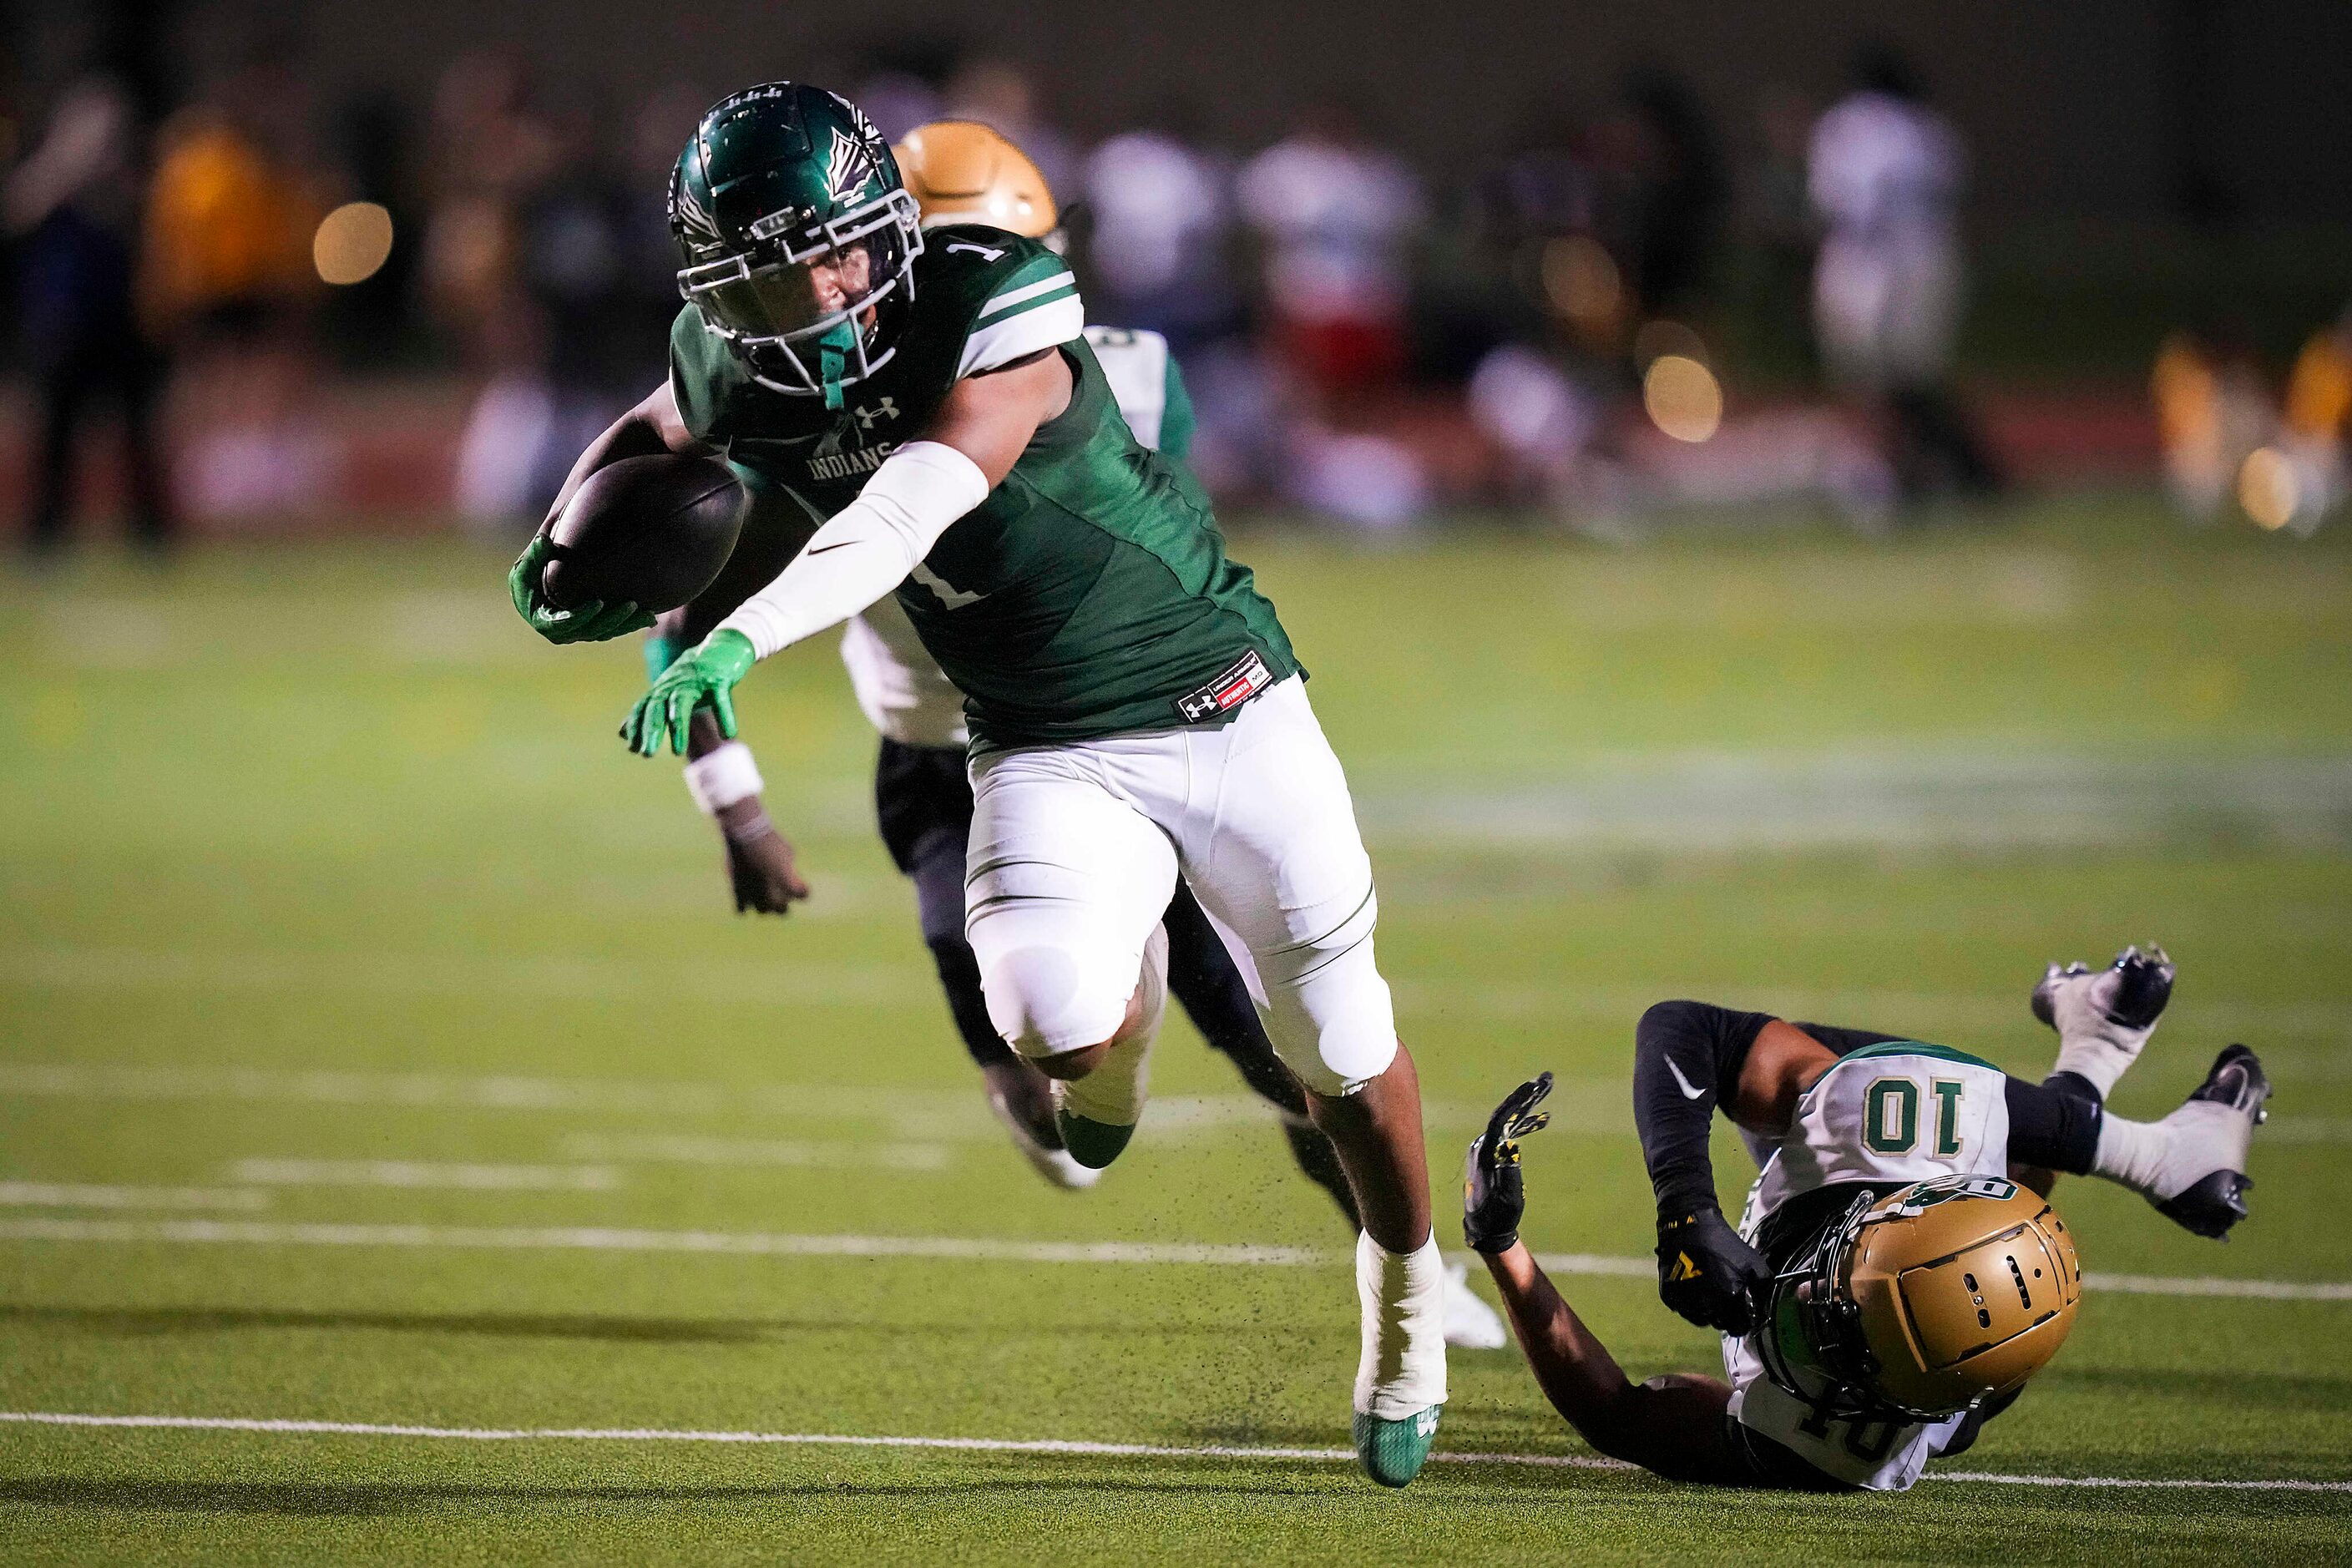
[1666,1055,1707,1100]
[803,541,860,557]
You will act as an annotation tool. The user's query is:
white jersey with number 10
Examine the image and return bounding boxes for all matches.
[1725,1041,2012,1491]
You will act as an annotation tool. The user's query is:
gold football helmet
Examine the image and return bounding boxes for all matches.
[891,120,1057,240]
[1760,1176,2081,1422]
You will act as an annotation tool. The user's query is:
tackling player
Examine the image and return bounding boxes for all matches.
[509,84,1456,1485]
[618,115,1507,1349]
[1460,945,2270,1489]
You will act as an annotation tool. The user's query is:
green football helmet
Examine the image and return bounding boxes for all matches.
[670,83,923,407]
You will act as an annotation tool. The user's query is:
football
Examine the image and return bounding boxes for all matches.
[539,453,747,614]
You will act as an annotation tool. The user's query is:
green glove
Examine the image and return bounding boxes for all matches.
[508,532,656,645]
[621,629,756,756]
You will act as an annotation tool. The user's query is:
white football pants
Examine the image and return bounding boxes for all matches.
[964,677,1398,1097]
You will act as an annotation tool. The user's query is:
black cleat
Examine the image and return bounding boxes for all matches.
[2149,1044,2270,1241]
[2032,943,2175,1031]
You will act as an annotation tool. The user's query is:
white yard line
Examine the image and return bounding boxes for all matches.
[0,1411,2342,1492]
[559,1134,954,1171]
[0,1182,269,1213]
[225,1160,624,1192]
[1354,751,2352,852]
[1,1216,2344,1301]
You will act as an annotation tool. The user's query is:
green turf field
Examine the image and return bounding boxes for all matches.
[2,493,2348,1563]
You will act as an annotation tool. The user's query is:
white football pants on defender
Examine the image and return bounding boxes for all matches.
[964,677,1398,1097]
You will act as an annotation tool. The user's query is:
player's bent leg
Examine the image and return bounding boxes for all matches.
[2092,1043,2271,1237]
[1173,680,1444,1484]
[1169,881,1502,1346]
[1162,883,1367,1227]
[1052,923,1168,1167]
[965,746,1178,1168]
[881,745,1096,1191]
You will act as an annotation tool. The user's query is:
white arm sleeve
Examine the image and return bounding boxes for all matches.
[716,441,992,660]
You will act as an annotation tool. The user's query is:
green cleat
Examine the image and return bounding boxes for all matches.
[1055,1110,1136,1170]
[1353,1404,1442,1488]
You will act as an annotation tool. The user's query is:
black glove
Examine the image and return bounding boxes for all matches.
[1464,1073,1553,1254]
[1656,1207,1773,1333]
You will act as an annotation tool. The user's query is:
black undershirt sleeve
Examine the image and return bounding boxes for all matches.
[1631,1000,1776,1219]
[2003,1075,2103,1175]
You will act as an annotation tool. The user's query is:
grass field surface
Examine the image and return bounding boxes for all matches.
[1,493,2347,1562]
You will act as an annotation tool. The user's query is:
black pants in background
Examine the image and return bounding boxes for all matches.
[28,341,173,553]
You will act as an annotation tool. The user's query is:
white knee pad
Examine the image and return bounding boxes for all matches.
[1257,888,1399,1097]
[979,939,1138,1060]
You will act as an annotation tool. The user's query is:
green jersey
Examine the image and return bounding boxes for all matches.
[669,227,1297,746]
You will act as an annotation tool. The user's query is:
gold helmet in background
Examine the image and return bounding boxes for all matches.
[891,120,1057,239]
[1760,1176,2081,1421]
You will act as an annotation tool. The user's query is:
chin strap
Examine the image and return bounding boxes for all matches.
[817,321,855,410]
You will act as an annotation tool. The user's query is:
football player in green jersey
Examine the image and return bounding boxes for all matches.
[509,83,1451,1485]
[617,113,1507,1351]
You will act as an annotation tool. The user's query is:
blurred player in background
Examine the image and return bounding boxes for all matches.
[1808,43,2000,505]
[1462,945,2269,1489]
[509,84,1475,1483]
[2279,306,2351,530]
[1238,95,1423,407]
[6,74,173,557]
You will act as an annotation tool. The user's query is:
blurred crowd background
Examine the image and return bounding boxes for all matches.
[3,0,2349,551]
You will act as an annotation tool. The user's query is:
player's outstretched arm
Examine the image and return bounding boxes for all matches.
[512,382,711,645]
[622,353,1070,756]
[1633,1002,1799,1332]
[1465,1076,1748,1484]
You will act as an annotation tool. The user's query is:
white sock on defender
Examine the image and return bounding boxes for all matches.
[1058,925,1166,1129]
[2053,1031,2145,1102]
[1353,1230,1448,1419]
[2092,1100,2248,1201]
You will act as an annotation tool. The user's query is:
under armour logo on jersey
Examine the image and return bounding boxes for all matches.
[853,397,900,430]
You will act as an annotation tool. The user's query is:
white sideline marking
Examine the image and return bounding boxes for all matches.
[1,1216,2344,1302]
[0,1062,1602,1138]
[560,1134,953,1172]
[1,1412,2344,1492]
[225,1160,622,1191]
[2089,1272,2352,1302]
[0,1182,269,1213]
[1357,751,2352,853]
[0,1218,1329,1267]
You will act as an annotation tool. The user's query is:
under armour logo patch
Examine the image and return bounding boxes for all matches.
[853,397,900,430]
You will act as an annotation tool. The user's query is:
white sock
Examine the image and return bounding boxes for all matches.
[2044,969,2157,1100]
[1059,926,1166,1128]
[2092,1101,2249,1201]
[2091,1114,2171,1195]
[1353,1230,1448,1419]
[2053,1031,2143,1102]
